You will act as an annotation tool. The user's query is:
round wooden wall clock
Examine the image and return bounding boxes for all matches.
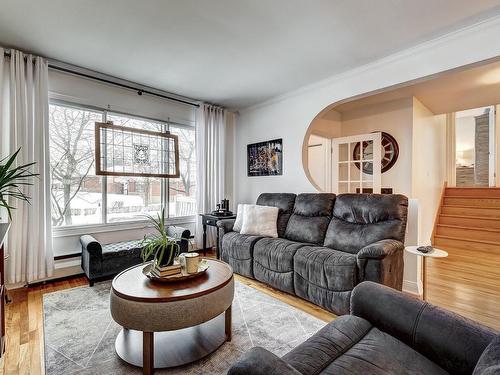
[353,132,399,174]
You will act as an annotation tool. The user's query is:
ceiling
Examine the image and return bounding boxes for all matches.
[2,1,500,109]
[332,58,500,115]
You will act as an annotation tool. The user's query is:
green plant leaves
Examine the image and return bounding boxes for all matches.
[0,148,38,220]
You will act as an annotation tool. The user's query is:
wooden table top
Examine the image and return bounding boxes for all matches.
[112,258,233,303]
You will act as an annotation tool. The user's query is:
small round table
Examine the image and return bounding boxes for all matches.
[405,246,448,300]
[110,259,234,375]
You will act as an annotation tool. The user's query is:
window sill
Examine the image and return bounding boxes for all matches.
[52,215,196,238]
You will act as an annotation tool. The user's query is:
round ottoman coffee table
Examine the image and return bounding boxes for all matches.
[110,258,234,375]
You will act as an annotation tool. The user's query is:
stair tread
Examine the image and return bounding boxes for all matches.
[437,224,500,233]
[440,214,500,221]
[434,234,500,246]
[444,194,500,199]
[443,205,500,209]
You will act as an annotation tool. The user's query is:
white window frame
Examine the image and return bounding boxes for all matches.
[49,99,197,236]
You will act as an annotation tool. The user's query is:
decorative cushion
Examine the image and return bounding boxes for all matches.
[324,194,408,254]
[283,193,335,244]
[256,193,296,238]
[240,205,279,238]
[233,203,246,232]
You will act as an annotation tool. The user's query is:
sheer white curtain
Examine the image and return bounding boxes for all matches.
[195,104,226,248]
[0,48,54,284]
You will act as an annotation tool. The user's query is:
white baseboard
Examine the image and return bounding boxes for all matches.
[403,279,423,297]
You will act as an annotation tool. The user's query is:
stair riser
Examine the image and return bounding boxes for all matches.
[439,216,500,229]
[441,206,500,218]
[444,197,500,207]
[434,237,500,253]
[436,226,500,242]
[445,188,500,198]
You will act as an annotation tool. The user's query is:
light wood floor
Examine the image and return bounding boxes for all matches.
[0,272,335,374]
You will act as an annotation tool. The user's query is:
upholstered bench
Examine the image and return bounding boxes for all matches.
[80,226,190,286]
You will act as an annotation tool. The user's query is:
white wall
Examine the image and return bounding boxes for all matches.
[234,16,500,293]
[410,98,446,294]
[341,98,414,194]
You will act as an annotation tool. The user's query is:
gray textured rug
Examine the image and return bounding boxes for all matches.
[43,280,325,374]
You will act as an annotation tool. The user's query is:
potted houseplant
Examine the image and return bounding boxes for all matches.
[0,148,38,220]
[141,208,181,267]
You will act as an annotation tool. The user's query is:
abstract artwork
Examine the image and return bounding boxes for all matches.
[247,138,283,176]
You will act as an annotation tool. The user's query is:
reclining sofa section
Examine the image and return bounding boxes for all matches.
[218,193,408,315]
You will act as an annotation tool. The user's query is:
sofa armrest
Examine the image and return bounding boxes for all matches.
[357,239,403,260]
[351,281,498,375]
[216,218,235,234]
[228,347,302,375]
[80,235,102,258]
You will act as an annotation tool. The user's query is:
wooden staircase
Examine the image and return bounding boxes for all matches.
[428,187,500,330]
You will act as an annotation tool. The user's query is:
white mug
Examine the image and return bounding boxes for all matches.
[179,252,200,274]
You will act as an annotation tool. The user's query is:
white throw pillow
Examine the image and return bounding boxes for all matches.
[240,205,279,238]
[233,204,247,232]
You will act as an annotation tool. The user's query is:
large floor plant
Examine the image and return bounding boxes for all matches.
[0,148,38,220]
[141,208,181,267]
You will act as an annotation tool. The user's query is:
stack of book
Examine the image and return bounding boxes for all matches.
[150,262,181,278]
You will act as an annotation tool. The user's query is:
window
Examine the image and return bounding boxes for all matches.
[49,104,103,226]
[49,102,196,227]
[169,124,197,217]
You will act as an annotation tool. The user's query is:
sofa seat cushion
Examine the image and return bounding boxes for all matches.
[293,246,358,314]
[284,316,447,375]
[253,238,307,294]
[221,231,262,278]
[102,240,143,259]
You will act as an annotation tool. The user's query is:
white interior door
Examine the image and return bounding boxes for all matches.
[308,134,332,192]
[332,133,382,193]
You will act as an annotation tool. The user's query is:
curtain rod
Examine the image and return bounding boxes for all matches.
[3,49,200,108]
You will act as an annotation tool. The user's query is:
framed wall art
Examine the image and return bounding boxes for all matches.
[247,138,283,176]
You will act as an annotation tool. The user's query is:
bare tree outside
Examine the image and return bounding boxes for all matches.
[49,105,102,226]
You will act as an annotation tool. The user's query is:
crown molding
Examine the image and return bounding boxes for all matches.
[242,13,500,113]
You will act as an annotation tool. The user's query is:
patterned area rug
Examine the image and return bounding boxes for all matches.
[43,280,325,374]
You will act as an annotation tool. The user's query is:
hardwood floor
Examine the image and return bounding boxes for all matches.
[0,270,334,374]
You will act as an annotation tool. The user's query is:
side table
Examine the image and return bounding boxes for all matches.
[405,245,448,301]
[199,214,236,259]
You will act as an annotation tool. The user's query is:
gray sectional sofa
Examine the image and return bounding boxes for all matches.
[228,281,500,375]
[217,193,408,315]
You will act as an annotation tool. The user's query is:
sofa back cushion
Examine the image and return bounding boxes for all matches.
[284,193,336,244]
[324,194,408,254]
[256,193,296,237]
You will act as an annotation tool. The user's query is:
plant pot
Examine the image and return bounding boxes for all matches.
[156,243,178,267]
